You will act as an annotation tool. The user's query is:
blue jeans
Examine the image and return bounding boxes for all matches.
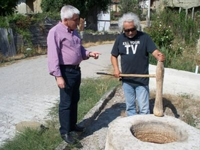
[122,82,150,116]
[59,66,81,135]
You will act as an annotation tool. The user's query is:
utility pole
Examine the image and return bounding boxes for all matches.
[147,0,151,27]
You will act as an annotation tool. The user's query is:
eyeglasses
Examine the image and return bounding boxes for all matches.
[124,27,136,33]
[69,18,79,22]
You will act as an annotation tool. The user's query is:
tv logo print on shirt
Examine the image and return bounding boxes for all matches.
[123,41,140,55]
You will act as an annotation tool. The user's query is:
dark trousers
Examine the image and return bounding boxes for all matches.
[59,66,81,135]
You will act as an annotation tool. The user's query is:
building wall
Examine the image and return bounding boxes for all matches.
[163,0,200,9]
[16,0,27,14]
[33,0,42,13]
[16,0,42,14]
[97,10,111,31]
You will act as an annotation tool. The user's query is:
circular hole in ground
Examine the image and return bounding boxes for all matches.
[131,121,187,144]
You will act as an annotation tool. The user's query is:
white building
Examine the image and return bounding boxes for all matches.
[16,0,42,14]
[97,10,111,31]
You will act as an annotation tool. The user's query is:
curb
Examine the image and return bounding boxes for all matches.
[55,85,118,150]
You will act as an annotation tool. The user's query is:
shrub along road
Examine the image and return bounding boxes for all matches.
[0,44,200,146]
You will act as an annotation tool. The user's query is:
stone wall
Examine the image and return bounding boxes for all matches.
[28,23,118,48]
[82,33,118,43]
[0,19,118,57]
[0,28,16,57]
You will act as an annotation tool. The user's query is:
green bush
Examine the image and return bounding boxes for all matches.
[147,8,199,72]
[9,14,32,29]
[0,16,9,28]
[31,12,60,23]
[157,9,199,45]
[145,21,174,48]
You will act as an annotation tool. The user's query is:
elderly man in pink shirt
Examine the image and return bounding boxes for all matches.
[47,5,100,144]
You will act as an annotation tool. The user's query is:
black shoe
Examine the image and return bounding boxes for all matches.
[61,133,75,144]
[72,125,85,132]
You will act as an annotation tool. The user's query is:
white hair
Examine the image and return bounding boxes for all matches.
[118,12,140,31]
[60,5,80,21]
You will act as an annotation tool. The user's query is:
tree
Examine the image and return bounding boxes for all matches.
[119,0,140,15]
[0,0,18,16]
[41,0,111,31]
[40,0,64,13]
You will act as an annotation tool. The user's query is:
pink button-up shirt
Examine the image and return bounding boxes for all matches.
[47,22,90,77]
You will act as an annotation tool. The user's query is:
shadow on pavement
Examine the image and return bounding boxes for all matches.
[79,102,125,139]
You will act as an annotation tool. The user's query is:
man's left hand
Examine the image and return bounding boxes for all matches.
[152,50,165,62]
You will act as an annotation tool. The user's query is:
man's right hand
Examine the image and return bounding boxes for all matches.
[114,69,121,78]
[111,55,121,78]
[56,76,65,88]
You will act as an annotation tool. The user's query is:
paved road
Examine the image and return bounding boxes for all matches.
[0,44,200,146]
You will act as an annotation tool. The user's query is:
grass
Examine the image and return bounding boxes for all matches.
[0,128,61,150]
[0,77,119,150]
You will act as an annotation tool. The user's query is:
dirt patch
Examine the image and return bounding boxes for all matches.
[150,92,200,129]
[131,122,180,144]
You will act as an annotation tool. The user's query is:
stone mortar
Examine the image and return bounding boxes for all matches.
[105,115,200,150]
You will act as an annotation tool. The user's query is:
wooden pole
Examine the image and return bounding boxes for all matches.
[120,74,156,78]
[96,72,156,78]
[153,61,164,117]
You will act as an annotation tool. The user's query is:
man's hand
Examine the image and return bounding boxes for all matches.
[152,50,165,62]
[111,55,121,78]
[114,69,121,78]
[89,52,101,59]
[56,76,65,88]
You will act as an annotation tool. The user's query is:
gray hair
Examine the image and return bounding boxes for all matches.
[118,12,140,31]
[60,5,80,21]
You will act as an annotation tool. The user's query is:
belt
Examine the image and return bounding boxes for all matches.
[60,64,80,69]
